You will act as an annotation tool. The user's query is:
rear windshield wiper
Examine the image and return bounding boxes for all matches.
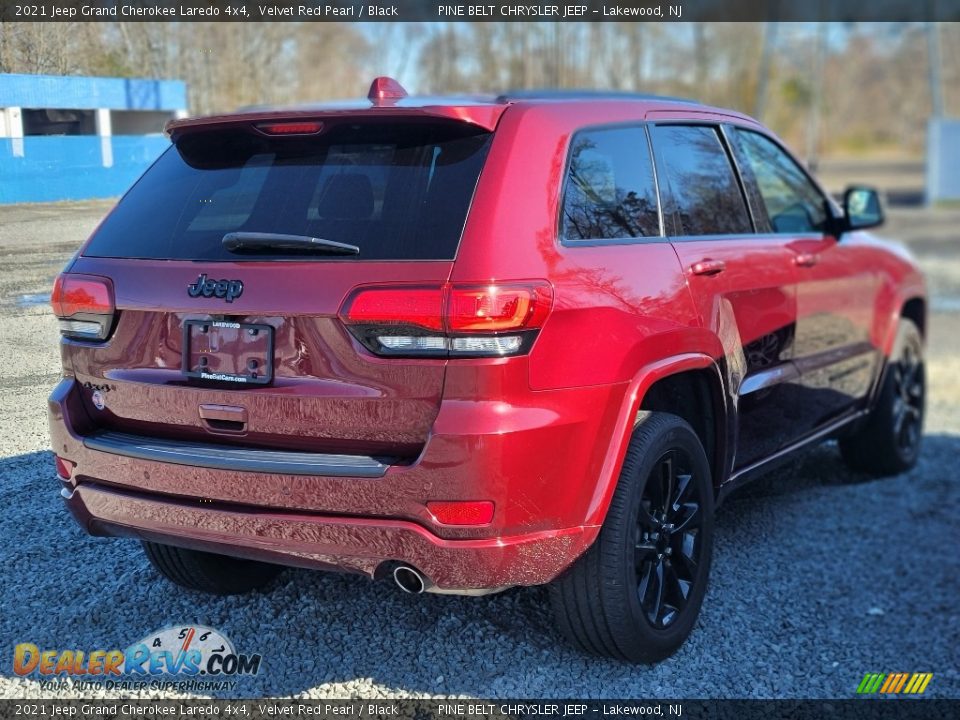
[222,232,360,255]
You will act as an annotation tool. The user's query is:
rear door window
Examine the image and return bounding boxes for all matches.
[650,125,752,236]
[83,122,492,261]
[560,126,660,242]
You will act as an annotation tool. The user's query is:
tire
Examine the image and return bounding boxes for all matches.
[142,541,282,595]
[839,319,924,477]
[549,412,714,663]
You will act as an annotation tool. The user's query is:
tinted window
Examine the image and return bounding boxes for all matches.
[84,122,492,261]
[733,130,828,234]
[561,127,659,242]
[651,125,752,236]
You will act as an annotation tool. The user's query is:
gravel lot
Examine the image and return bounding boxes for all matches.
[0,200,957,699]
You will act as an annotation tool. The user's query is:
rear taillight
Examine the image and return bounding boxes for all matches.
[447,284,552,332]
[50,273,115,341]
[339,282,553,358]
[342,287,444,332]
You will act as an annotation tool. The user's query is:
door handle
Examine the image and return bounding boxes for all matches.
[690,259,726,276]
[794,252,819,268]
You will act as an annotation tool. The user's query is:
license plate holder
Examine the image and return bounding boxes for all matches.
[182,320,274,385]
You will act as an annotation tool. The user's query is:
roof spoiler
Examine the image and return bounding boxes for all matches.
[165,104,505,139]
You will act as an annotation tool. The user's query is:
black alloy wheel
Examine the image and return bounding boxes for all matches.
[840,319,925,476]
[634,449,705,629]
[890,338,924,457]
[550,412,715,662]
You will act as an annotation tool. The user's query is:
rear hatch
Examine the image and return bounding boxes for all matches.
[63,116,494,459]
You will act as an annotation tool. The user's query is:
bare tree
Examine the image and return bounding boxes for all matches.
[0,20,947,158]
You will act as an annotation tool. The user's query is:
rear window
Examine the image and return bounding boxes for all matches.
[83,121,492,261]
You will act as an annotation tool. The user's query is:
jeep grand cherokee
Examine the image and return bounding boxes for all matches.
[49,78,926,661]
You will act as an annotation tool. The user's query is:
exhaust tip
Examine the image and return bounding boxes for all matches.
[393,565,426,594]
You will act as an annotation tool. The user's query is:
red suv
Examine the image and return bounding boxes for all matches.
[49,78,926,662]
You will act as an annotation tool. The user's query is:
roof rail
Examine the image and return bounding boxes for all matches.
[495,89,697,104]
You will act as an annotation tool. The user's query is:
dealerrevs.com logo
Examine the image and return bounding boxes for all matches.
[13,625,262,693]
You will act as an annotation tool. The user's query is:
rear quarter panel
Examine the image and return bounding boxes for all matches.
[452,102,708,392]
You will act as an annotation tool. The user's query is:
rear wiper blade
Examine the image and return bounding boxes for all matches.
[222,232,360,255]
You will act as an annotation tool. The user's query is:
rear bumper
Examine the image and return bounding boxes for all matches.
[62,483,587,591]
[51,375,622,590]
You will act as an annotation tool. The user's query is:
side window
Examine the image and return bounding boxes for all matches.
[560,126,660,242]
[733,129,829,234]
[650,124,752,236]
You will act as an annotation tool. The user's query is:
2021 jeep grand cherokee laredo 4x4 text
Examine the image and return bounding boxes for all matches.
[49,78,926,662]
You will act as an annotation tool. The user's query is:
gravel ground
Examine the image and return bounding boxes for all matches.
[0,200,957,700]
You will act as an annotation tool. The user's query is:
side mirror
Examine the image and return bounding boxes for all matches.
[842,186,884,233]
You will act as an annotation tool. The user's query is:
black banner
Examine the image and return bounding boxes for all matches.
[0,700,957,720]
[3,0,960,23]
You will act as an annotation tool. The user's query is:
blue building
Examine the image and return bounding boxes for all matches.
[0,73,187,204]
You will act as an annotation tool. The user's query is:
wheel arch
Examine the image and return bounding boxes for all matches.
[878,284,926,357]
[900,296,926,340]
[582,354,730,530]
[638,366,729,491]
[865,293,927,416]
